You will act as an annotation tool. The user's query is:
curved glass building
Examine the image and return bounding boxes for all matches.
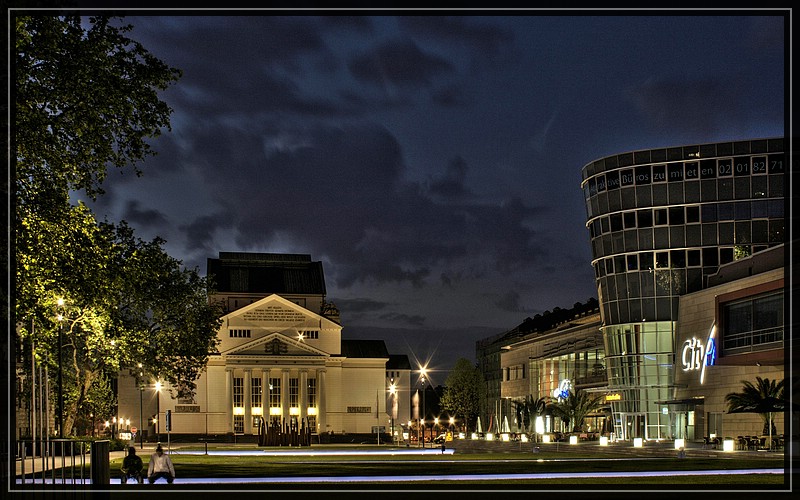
[580,138,785,441]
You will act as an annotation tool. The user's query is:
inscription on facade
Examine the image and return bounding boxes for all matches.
[242,305,306,323]
[175,405,200,413]
[347,406,371,413]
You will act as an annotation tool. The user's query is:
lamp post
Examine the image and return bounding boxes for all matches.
[419,366,427,448]
[137,364,144,449]
[389,381,396,445]
[155,381,162,442]
[56,298,65,438]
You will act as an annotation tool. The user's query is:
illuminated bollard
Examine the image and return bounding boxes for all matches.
[542,434,551,443]
[723,439,734,452]
[599,436,609,446]
[633,437,643,448]
[674,438,685,450]
[569,435,578,445]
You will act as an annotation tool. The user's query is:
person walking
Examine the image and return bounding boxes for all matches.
[120,446,144,484]
[147,444,175,484]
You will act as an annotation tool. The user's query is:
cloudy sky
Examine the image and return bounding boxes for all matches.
[80,11,786,381]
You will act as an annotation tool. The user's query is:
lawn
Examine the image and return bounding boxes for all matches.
[103,447,785,486]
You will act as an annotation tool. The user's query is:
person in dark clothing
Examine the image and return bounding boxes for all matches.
[121,446,144,484]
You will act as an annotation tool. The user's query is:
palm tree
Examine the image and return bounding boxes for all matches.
[725,377,785,436]
[511,395,547,433]
[547,389,603,433]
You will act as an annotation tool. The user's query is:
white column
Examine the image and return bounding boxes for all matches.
[318,369,326,434]
[282,369,290,425]
[225,368,233,432]
[244,368,252,434]
[261,368,269,427]
[299,369,308,424]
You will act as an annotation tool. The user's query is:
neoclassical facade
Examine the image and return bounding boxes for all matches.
[116,253,411,440]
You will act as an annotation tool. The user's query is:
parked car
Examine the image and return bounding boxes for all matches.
[433,433,447,444]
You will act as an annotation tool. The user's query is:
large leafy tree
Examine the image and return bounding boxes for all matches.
[14,15,221,436]
[725,377,785,436]
[547,389,603,433]
[439,358,485,433]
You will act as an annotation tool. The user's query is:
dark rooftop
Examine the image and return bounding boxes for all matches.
[207,252,326,295]
[340,339,390,359]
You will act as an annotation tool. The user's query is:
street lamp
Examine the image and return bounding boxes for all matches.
[419,366,428,448]
[137,364,145,449]
[388,381,397,445]
[155,381,162,442]
[56,298,65,438]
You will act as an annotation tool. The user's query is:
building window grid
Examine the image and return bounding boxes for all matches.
[300,330,319,339]
[308,378,317,408]
[269,378,281,408]
[233,377,244,407]
[289,378,299,407]
[229,329,251,338]
[251,377,262,409]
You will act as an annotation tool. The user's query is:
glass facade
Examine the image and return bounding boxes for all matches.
[581,138,785,440]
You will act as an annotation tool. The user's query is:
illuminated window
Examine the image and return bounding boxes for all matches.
[251,377,262,409]
[229,329,251,338]
[722,291,783,353]
[269,378,281,407]
[233,415,244,434]
[233,377,244,407]
[308,378,317,408]
[289,378,299,407]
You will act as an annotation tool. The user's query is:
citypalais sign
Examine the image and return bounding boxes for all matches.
[680,323,717,385]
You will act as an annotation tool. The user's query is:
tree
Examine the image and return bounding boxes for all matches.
[439,358,485,433]
[725,377,785,436]
[14,15,222,436]
[511,395,546,434]
[547,389,603,433]
[15,15,181,203]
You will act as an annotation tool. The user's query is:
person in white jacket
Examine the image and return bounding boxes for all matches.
[147,444,175,484]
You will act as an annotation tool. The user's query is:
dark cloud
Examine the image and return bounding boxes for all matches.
[348,39,455,88]
[426,155,472,201]
[398,16,515,55]
[494,290,529,313]
[79,14,784,373]
[378,312,426,327]
[121,200,168,229]
[180,213,229,253]
[333,298,390,313]
[627,76,743,138]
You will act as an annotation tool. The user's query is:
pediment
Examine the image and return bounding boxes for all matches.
[222,331,328,357]
[222,293,339,330]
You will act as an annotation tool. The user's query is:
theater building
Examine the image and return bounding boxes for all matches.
[580,137,786,441]
[116,252,411,441]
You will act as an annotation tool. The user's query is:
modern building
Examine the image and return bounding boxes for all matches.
[580,137,786,441]
[116,252,412,441]
[499,309,607,435]
[666,244,785,442]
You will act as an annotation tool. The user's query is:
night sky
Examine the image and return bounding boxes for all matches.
[80,12,786,381]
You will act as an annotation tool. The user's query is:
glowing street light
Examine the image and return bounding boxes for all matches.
[56,298,65,438]
[154,381,162,442]
[419,366,428,448]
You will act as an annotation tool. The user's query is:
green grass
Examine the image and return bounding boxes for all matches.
[98,448,785,486]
